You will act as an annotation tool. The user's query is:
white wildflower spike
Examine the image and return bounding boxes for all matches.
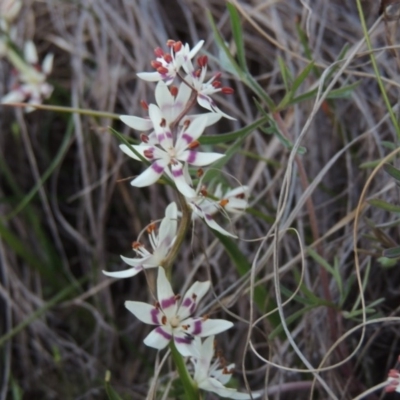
[0,0,22,23]
[125,267,233,357]
[120,105,224,198]
[103,202,178,279]
[1,41,53,112]
[192,336,261,399]
[137,39,204,85]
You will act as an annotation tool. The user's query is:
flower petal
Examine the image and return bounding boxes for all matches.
[202,213,237,238]
[180,150,224,166]
[120,143,152,161]
[102,267,142,279]
[179,281,210,320]
[174,333,199,357]
[120,115,153,131]
[124,301,162,325]
[199,377,256,399]
[1,89,25,104]
[24,41,38,64]
[156,267,177,318]
[197,94,235,120]
[170,163,196,198]
[137,71,162,82]
[130,160,167,187]
[143,326,173,349]
[158,202,178,245]
[42,53,54,75]
[197,319,233,337]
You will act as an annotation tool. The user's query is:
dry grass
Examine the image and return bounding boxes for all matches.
[2,0,400,399]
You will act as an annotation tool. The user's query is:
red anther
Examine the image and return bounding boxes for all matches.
[160,118,166,127]
[155,301,160,308]
[140,133,149,143]
[212,80,222,88]
[197,168,204,177]
[157,66,169,75]
[175,294,181,301]
[200,186,208,196]
[197,55,208,67]
[201,314,209,321]
[389,369,400,378]
[183,119,191,129]
[214,72,222,80]
[169,85,178,97]
[163,54,173,63]
[140,100,149,110]
[219,199,229,207]
[194,69,201,78]
[151,60,162,69]
[236,192,245,199]
[154,47,164,57]
[188,140,200,149]
[181,324,189,330]
[161,316,167,325]
[173,41,182,52]
[221,87,234,94]
[191,293,197,300]
[386,385,397,393]
[132,241,142,249]
[147,222,156,233]
[166,39,175,47]
[144,149,154,159]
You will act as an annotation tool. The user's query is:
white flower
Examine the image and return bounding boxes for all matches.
[387,368,400,393]
[187,183,249,238]
[192,336,260,399]
[125,267,233,357]
[137,40,204,85]
[103,202,178,279]
[1,41,53,112]
[120,80,221,143]
[185,57,235,120]
[120,105,224,198]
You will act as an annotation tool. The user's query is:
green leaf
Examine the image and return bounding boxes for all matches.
[105,371,124,400]
[384,163,400,182]
[378,256,399,267]
[291,61,315,95]
[227,2,247,71]
[278,56,292,92]
[199,116,269,145]
[383,246,400,258]
[368,199,400,213]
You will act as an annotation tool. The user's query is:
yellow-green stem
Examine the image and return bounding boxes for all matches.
[169,341,199,399]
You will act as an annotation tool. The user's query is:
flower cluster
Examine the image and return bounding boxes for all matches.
[105,40,255,399]
[0,2,54,111]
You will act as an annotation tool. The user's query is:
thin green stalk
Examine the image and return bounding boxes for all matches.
[2,102,119,120]
[355,0,400,137]
[169,342,199,399]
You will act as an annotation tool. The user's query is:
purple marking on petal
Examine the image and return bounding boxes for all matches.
[166,131,172,139]
[160,296,176,310]
[205,213,213,221]
[181,133,193,144]
[155,326,173,340]
[172,168,183,178]
[175,335,192,344]
[182,298,193,308]
[191,319,203,335]
[158,133,166,143]
[186,150,197,164]
[152,162,165,174]
[150,308,161,325]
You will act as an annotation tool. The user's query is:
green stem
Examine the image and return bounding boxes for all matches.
[169,341,199,399]
[1,101,120,120]
[161,191,192,277]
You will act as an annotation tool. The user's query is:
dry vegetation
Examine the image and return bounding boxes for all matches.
[2,0,400,399]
